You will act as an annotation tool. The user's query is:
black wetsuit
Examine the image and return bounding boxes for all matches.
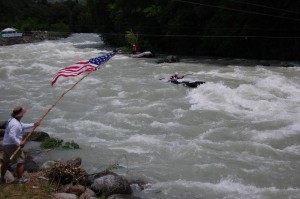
[170,80,205,88]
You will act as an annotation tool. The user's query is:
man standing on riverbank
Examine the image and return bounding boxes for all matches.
[1,106,40,184]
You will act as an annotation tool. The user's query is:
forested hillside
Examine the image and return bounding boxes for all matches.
[88,0,300,60]
[0,0,90,33]
[1,0,299,60]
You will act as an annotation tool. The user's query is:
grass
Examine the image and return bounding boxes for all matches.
[0,171,58,199]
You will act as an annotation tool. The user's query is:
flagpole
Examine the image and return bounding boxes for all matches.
[10,72,93,160]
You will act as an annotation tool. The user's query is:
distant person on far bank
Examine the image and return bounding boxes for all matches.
[132,44,137,54]
[1,106,40,184]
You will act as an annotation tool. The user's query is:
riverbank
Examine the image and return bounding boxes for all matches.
[0,123,145,199]
[0,126,58,198]
[0,171,55,199]
[1,33,299,199]
[0,31,69,46]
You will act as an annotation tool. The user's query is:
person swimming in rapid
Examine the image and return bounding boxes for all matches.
[164,72,205,88]
[169,72,184,81]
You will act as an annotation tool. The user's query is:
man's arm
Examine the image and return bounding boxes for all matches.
[21,120,40,129]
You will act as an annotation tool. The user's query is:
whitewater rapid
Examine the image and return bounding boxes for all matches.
[0,33,299,199]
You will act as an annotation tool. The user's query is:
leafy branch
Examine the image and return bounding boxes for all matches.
[40,137,80,149]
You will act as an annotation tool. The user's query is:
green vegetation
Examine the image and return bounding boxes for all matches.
[0,0,299,60]
[62,140,80,149]
[90,0,299,60]
[0,0,91,33]
[40,137,80,149]
[122,30,138,53]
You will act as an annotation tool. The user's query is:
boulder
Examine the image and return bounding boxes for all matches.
[52,193,77,199]
[24,131,50,141]
[129,179,148,191]
[8,155,40,173]
[0,121,7,129]
[107,194,142,199]
[85,171,116,187]
[166,55,180,63]
[79,188,97,199]
[67,157,82,167]
[156,55,180,64]
[63,184,86,196]
[282,63,294,67]
[40,160,56,170]
[24,158,40,173]
[91,174,132,197]
[0,167,15,183]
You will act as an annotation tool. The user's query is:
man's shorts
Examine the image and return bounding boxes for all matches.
[2,145,25,164]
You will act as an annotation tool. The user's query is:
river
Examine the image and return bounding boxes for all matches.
[0,33,299,199]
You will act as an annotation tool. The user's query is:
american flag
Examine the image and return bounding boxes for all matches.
[51,52,115,86]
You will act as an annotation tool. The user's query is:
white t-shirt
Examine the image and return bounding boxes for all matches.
[3,117,34,145]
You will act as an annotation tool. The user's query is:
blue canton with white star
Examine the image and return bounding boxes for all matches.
[89,52,114,70]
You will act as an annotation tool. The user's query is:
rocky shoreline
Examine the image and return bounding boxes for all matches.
[0,31,66,46]
[0,121,146,199]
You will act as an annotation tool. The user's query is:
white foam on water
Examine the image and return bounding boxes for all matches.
[282,145,300,155]
[109,146,151,154]
[147,178,300,199]
[187,67,300,123]
[85,136,106,143]
[194,163,227,169]
[108,134,167,154]
[1,33,300,199]
[150,121,181,129]
[113,54,131,60]
[110,99,128,106]
[250,127,298,141]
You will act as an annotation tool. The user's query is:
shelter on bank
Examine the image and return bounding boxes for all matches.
[0,27,23,38]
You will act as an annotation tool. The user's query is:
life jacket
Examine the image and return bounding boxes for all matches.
[132,44,137,53]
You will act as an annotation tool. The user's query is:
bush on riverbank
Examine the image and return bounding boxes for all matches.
[40,137,80,149]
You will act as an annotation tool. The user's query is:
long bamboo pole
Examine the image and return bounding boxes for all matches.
[10,72,92,160]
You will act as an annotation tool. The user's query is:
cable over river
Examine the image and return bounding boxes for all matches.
[0,33,299,199]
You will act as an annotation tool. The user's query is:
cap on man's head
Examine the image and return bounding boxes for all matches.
[12,106,26,117]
